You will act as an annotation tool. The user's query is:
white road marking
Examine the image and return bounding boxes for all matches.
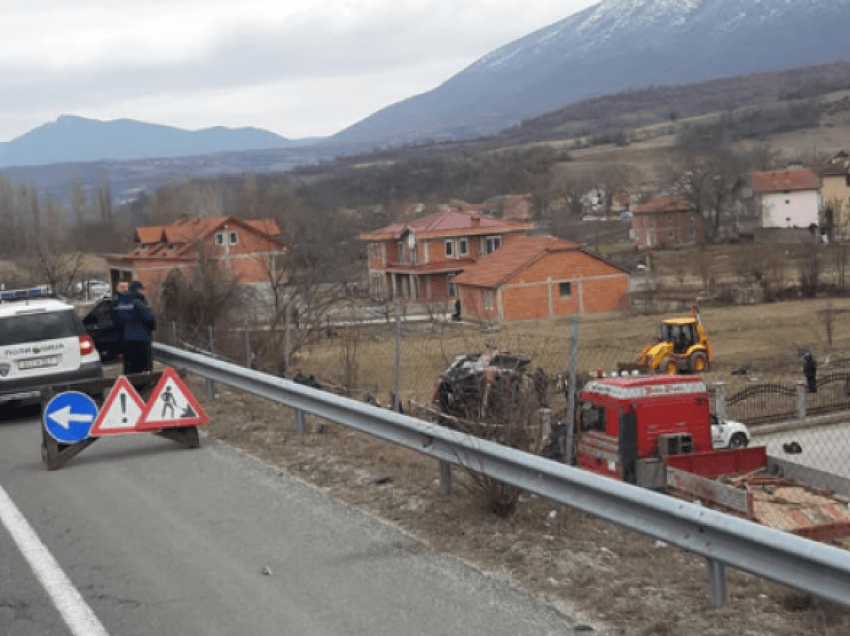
[0,483,111,636]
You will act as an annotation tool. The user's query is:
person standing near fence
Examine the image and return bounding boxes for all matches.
[803,351,817,394]
[110,281,157,375]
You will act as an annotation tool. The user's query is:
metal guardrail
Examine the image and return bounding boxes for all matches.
[153,342,850,609]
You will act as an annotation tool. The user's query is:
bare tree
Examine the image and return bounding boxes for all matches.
[665,143,749,243]
[158,244,246,345]
[742,141,784,171]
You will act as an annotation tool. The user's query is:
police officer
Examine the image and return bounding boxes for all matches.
[110,280,157,375]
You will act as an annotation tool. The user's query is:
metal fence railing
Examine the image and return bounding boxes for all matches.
[152,341,850,610]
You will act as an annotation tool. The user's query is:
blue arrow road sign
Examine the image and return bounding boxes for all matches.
[44,392,99,444]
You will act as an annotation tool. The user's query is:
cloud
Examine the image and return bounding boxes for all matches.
[0,0,598,141]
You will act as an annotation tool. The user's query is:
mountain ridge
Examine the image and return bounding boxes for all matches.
[329,0,850,147]
[0,115,313,168]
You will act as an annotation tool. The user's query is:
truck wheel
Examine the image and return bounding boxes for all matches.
[660,357,678,375]
[729,433,748,449]
[691,352,709,373]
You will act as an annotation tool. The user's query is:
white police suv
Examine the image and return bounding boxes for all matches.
[0,287,103,407]
[710,413,750,449]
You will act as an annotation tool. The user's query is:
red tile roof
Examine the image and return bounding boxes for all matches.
[129,216,281,259]
[135,216,281,246]
[386,258,475,273]
[360,208,533,240]
[136,225,167,244]
[452,235,582,288]
[633,196,692,215]
[750,168,820,194]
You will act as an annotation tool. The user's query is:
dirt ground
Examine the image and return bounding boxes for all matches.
[186,376,850,636]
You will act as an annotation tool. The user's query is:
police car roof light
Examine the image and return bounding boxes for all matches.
[0,286,53,302]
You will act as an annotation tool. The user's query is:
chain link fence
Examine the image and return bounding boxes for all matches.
[157,309,850,486]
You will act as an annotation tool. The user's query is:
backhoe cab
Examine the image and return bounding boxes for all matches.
[634,307,711,375]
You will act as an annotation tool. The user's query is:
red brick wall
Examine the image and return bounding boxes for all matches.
[582,276,629,313]
[430,275,449,300]
[501,285,550,321]
[459,251,629,322]
[134,261,194,302]
[459,287,499,321]
[634,211,703,247]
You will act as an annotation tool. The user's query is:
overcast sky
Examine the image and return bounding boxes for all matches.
[0,0,600,144]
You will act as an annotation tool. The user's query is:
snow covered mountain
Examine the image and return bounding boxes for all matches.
[331,0,850,147]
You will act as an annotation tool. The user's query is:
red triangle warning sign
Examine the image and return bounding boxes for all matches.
[137,367,208,431]
[90,377,147,436]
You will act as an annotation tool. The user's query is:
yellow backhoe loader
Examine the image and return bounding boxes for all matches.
[624,307,712,375]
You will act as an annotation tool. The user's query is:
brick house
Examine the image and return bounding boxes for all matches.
[750,168,822,229]
[451,235,629,322]
[819,155,850,239]
[107,216,284,300]
[632,196,702,247]
[359,207,534,302]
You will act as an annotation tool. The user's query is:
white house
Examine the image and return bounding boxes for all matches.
[750,168,822,229]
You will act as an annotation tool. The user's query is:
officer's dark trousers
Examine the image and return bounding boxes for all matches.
[123,340,152,375]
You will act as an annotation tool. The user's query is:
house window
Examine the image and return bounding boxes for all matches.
[445,240,454,258]
[668,230,674,240]
[397,241,406,264]
[369,243,378,260]
[215,232,225,245]
[483,290,494,310]
[229,231,238,245]
[458,237,469,256]
[483,236,501,255]
[447,274,457,297]
[559,282,571,299]
[785,199,791,205]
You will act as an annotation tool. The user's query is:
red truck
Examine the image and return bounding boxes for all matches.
[577,374,850,545]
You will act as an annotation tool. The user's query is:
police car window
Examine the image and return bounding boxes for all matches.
[82,300,113,326]
[0,310,83,346]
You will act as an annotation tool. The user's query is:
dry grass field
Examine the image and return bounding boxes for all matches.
[188,295,850,636]
[285,295,850,411]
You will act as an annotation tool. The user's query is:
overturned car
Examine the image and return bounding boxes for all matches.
[430,349,563,456]
[432,350,533,421]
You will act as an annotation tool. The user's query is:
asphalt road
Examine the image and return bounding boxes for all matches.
[0,406,585,636]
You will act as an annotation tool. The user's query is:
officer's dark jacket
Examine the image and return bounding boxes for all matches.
[109,292,157,341]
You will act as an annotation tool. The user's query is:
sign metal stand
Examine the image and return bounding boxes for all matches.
[40,368,206,471]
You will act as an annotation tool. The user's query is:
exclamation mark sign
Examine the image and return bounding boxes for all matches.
[120,393,127,425]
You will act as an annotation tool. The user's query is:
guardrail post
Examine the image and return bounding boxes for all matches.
[714,381,726,420]
[295,409,307,434]
[707,558,728,607]
[207,325,216,401]
[244,327,252,368]
[284,303,291,378]
[171,320,177,345]
[438,460,452,494]
[796,379,806,423]
[393,301,402,412]
[564,317,579,464]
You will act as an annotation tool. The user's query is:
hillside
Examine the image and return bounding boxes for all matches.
[330,0,850,147]
[499,62,850,145]
[0,115,307,169]
[3,61,850,213]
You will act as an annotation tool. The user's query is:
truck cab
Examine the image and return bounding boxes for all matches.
[577,375,713,487]
[576,374,850,543]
